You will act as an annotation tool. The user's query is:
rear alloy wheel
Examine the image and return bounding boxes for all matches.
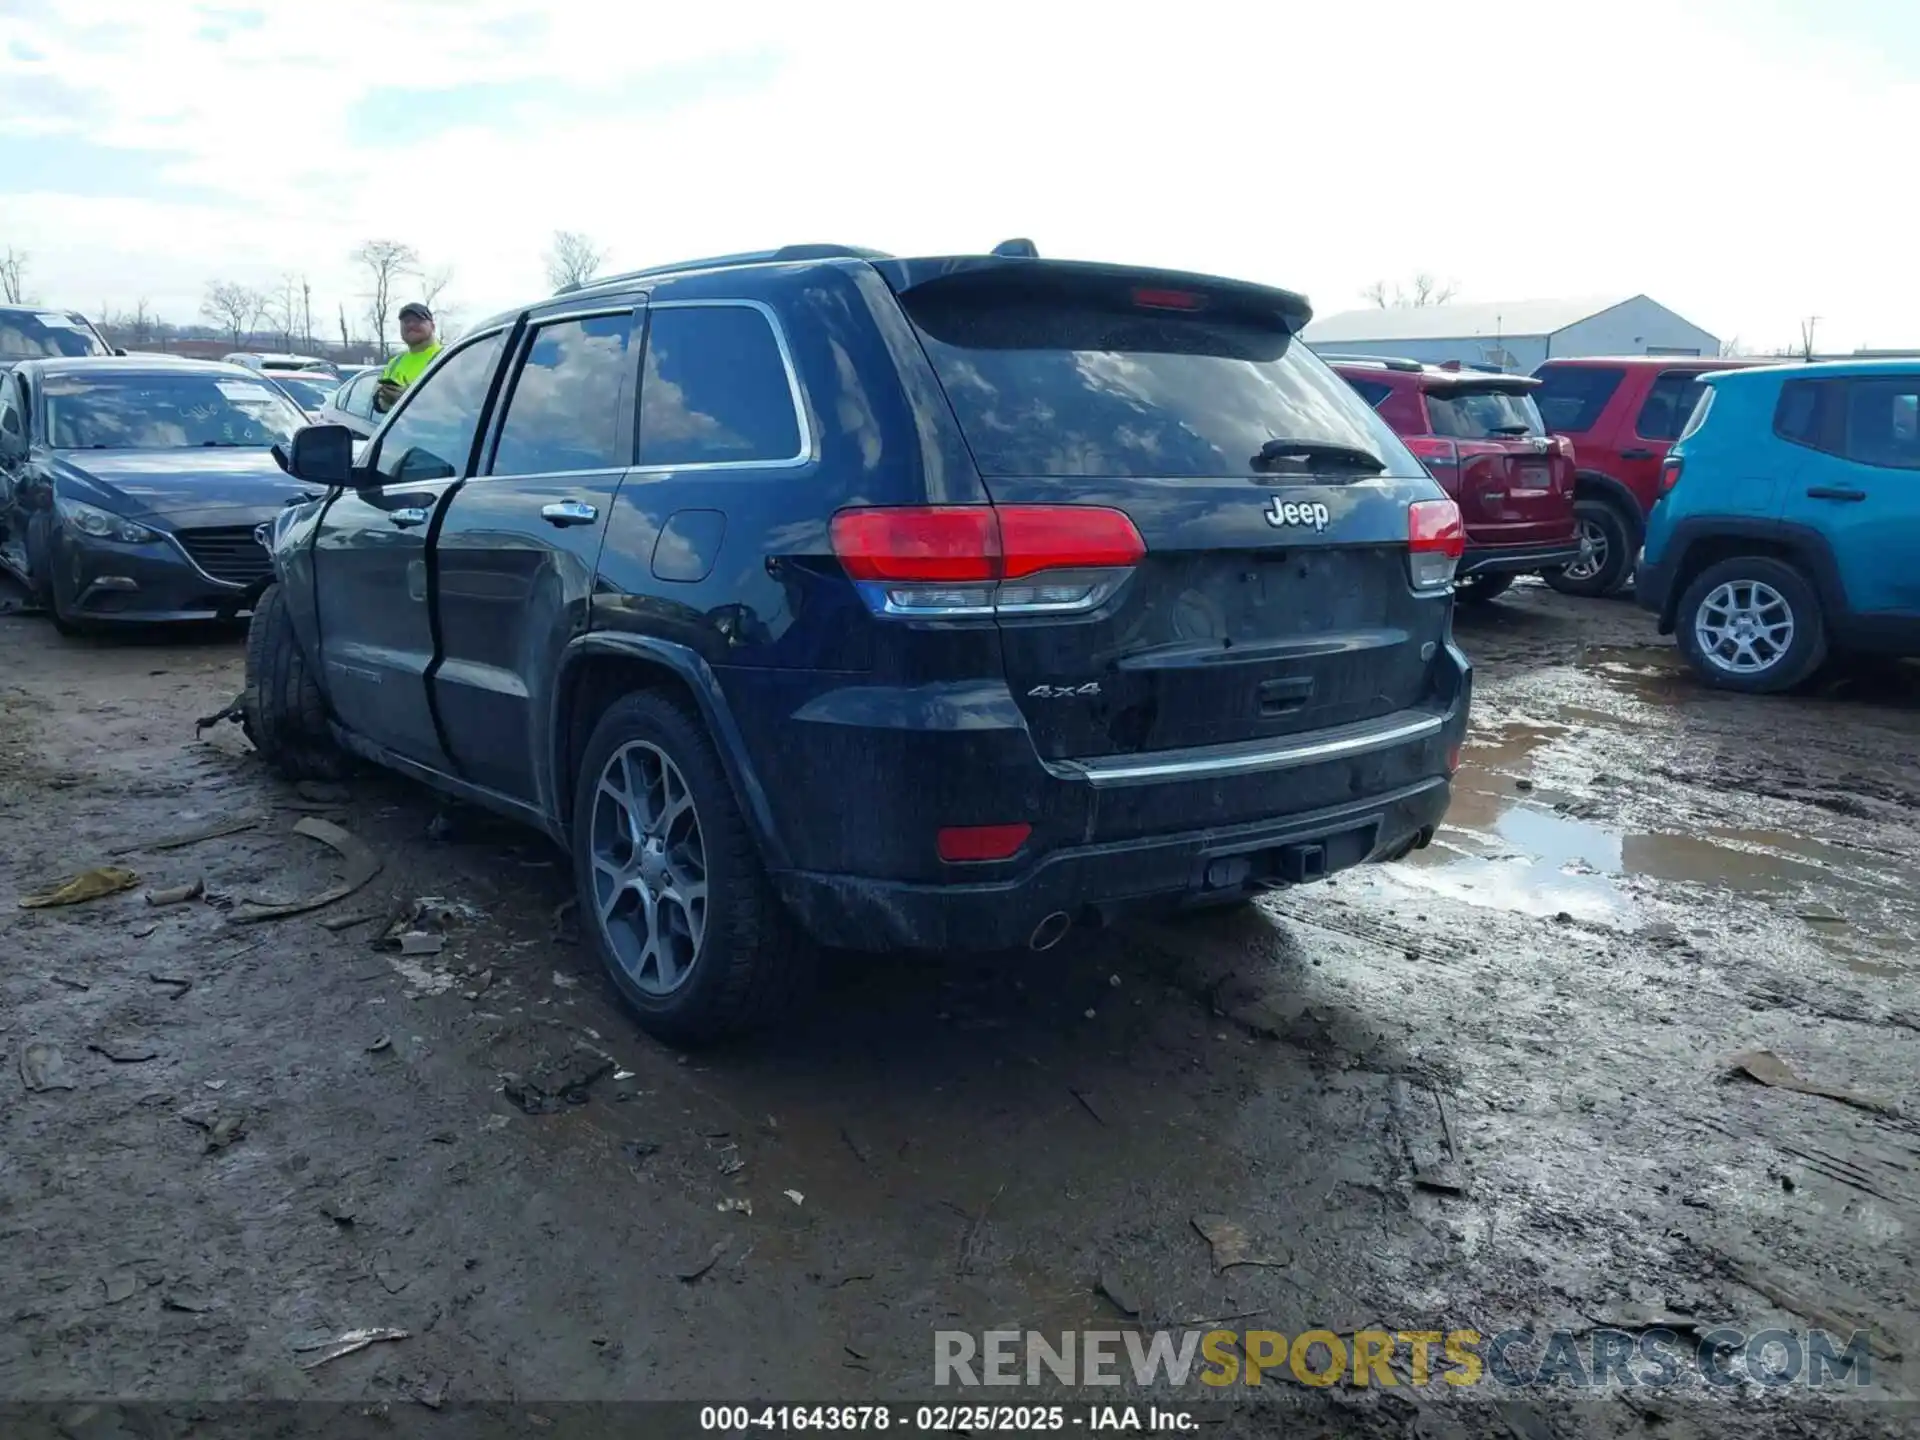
[572,691,812,1044]
[1543,498,1635,598]
[1454,571,1516,604]
[1675,556,1826,694]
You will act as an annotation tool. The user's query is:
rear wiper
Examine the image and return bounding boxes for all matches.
[1489,424,1534,436]
[1252,438,1384,475]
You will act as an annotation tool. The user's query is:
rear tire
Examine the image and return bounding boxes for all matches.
[571,689,813,1046]
[1544,497,1635,598]
[1674,556,1827,694]
[243,582,349,779]
[1454,571,1516,604]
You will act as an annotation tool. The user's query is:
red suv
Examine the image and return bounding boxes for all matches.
[1329,357,1582,602]
[1531,357,1763,596]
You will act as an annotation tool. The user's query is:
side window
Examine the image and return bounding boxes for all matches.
[1346,379,1393,409]
[0,381,21,438]
[1774,380,1828,449]
[1634,371,1705,441]
[338,373,375,418]
[1839,378,1920,471]
[490,312,635,476]
[1533,366,1624,434]
[372,333,506,484]
[636,304,804,468]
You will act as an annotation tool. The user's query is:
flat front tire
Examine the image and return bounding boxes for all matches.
[1675,556,1827,694]
[243,582,348,778]
[571,690,812,1045]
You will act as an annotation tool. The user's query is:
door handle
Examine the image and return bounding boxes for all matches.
[1805,486,1867,502]
[388,507,429,528]
[1619,448,1655,461]
[541,501,599,527]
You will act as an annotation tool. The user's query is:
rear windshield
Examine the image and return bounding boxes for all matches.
[0,311,109,361]
[901,292,1421,478]
[1423,387,1545,439]
[1533,365,1623,433]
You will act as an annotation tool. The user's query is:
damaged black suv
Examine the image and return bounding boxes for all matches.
[246,242,1472,1042]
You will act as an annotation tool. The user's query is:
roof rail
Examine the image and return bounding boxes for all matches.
[1318,353,1424,372]
[555,243,891,295]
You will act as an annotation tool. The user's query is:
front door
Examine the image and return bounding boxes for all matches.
[312,329,509,767]
[432,307,639,803]
[1778,372,1920,621]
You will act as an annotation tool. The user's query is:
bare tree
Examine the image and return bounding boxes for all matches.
[129,298,158,348]
[201,280,262,349]
[264,273,304,350]
[300,278,315,350]
[352,238,419,359]
[1717,335,1744,358]
[1798,316,1820,361]
[544,230,605,292]
[1363,272,1460,308]
[0,247,27,304]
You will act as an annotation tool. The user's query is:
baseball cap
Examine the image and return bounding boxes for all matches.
[398,302,433,323]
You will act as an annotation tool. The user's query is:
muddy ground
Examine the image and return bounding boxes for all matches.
[1,580,1916,1437]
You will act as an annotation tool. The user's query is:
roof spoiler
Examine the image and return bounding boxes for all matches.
[873,257,1313,334]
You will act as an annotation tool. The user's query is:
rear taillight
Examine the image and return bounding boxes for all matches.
[1408,498,1465,591]
[937,823,1032,863]
[1406,437,1460,480]
[831,505,1146,618]
[1659,457,1683,494]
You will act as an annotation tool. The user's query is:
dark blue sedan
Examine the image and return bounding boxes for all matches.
[0,357,319,631]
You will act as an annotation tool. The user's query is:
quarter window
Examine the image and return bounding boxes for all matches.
[1346,379,1393,409]
[1840,378,1920,470]
[1532,365,1624,434]
[1634,371,1707,441]
[491,312,634,476]
[636,305,804,468]
[372,333,506,484]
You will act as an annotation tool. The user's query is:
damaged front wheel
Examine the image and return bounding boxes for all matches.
[243,581,349,780]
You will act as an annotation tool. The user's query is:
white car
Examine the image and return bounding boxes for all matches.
[223,351,336,375]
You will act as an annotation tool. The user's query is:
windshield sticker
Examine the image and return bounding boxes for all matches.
[36,313,83,329]
[216,380,276,403]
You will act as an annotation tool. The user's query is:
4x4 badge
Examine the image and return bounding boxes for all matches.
[1265,497,1330,531]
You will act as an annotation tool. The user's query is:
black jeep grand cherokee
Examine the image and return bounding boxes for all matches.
[247,242,1471,1042]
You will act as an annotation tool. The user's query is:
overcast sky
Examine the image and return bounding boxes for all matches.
[1,0,1913,353]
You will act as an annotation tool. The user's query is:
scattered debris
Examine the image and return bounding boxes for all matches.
[48,974,89,992]
[20,1044,77,1092]
[716,1198,753,1217]
[676,1239,729,1283]
[1724,1259,1903,1361]
[193,692,246,733]
[1096,1269,1141,1318]
[1069,1087,1107,1126]
[181,1109,246,1152]
[294,780,351,805]
[405,1373,448,1410]
[20,866,138,909]
[162,1289,212,1313]
[320,909,386,932]
[88,1038,159,1064]
[784,1189,805,1207]
[321,1199,357,1227]
[841,1127,873,1165]
[112,815,262,856]
[426,812,457,843]
[552,970,579,990]
[1727,1048,1895,1116]
[367,1035,392,1054]
[1108,974,1121,988]
[145,878,205,907]
[1083,1008,1096,1020]
[1796,904,1846,924]
[203,1079,227,1091]
[501,1046,614,1115]
[375,1254,410,1294]
[461,969,495,1000]
[233,818,381,923]
[102,1272,139,1305]
[612,1068,635,1082]
[131,922,158,939]
[550,897,580,944]
[717,1146,746,1177]
[1587,1303,1701,1335]
[293,1326,410,1370]
[1515,778,1535,791]
[622,1140,661,1164]
[1191,1214,1288,1273]
[396,931,445,956]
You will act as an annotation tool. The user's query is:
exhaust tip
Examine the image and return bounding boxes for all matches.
[1028,911,1072,952]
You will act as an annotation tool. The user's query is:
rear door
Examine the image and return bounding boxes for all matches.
[1624,368,1711,499]
[889,266,1451,760]
[312,328,509,768]
[431,305,639,802]
[1421,380,1572,547]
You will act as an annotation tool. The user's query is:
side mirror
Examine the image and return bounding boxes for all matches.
[273,423,354,487]
[112,347,129,357]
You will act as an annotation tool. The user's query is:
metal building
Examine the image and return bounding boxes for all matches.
[1303,295,1720,373]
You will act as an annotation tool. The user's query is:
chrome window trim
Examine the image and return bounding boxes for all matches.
[1048,711,1446,788]
[629,298,813,473]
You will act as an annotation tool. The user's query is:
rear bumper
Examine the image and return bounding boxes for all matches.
[1458,539,1586,578]
[774,774,1454,951]
[749,645,1472,952]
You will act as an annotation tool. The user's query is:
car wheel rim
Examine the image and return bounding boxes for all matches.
[589,740,707,997]
[1694,580,1794,675]
[1561,517,1609,581]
